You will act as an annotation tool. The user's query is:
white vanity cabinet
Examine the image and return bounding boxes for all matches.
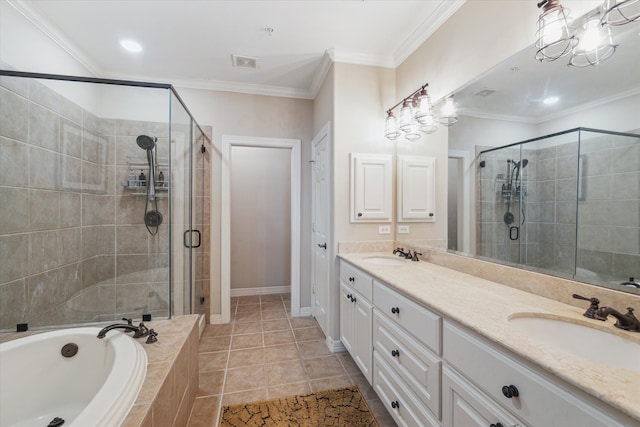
[372,280,442,426]
[339,260,373,383]
[443,320,637,427]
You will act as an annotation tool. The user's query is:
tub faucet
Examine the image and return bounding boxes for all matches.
[595,306,640,332]
[97,322,150,339]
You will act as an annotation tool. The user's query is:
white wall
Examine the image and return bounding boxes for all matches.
[230,146,291,290]
[176,88,313,316]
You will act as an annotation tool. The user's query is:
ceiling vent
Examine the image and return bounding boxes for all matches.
[232,54,258,69]
[474,89,496,97]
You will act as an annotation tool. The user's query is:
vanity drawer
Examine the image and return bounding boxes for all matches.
[340,260,373,301]
[373,280,441,355]
[373,311,441,418]
[443,321,633,427]
[373,352,440,427]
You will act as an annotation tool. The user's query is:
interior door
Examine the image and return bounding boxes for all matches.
[312,125,330,335]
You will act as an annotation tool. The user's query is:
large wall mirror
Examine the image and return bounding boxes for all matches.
[399,11,640,295]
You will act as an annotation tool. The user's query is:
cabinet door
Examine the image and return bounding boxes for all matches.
[442,366,526,427]
[340,283,354,354]
[350,153,392,222]
[397,155,435,222]
[353,294,373,383]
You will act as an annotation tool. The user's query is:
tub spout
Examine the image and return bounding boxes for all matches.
[97,322,149,339]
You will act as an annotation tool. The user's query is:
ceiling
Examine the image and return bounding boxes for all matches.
[15,0,465,99]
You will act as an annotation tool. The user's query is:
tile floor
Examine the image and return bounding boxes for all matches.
[186,293,397,426]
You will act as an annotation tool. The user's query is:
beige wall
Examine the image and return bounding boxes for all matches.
[230,145,291,290]
[176,88,313,316]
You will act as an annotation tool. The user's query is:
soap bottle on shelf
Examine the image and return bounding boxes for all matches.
[139,170,146,187]
[158,171,165,188]
[128,170,137,188]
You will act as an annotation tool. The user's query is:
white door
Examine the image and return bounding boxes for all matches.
[311,123,330,335]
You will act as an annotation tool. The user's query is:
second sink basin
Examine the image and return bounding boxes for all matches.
[508,314,640,371]
[363,257,405,266]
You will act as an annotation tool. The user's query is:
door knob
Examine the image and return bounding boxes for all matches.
[317,243,327,249]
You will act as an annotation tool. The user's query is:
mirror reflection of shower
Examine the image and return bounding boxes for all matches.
[136,135,163,235]
[498,158,528,240]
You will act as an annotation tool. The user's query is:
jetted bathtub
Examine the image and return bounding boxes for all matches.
[0,327,147,427]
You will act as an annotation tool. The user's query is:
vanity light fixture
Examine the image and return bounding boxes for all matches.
[438,95,458,127]
[384,83,455,142]
[536,0,638,66]
[535,0,576,62]
[601,0,640,25]
[569,9,618,67]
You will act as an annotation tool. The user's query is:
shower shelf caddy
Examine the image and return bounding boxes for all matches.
[122,157,169,198]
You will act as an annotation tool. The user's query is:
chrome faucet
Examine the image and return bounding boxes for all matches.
[595,306,640,332]
[97,321,150,339]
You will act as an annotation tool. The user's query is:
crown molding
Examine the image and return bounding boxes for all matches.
[394,0,466,66]
[104,70,315,100]
[459,110,539,124]
[328,49,396,69]
[308,52,334,99]
[9,0,102,76]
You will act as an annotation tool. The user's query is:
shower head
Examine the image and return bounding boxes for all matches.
[519,159,529,169]
[136,135,157,151]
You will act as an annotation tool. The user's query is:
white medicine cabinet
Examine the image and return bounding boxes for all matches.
[397,155,435,222]
[350,153,393,223]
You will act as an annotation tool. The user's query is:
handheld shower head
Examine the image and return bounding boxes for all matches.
[136,135,157,151]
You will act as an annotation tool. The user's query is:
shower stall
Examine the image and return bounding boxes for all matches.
[0,70,211,331]
[477,127,640,288]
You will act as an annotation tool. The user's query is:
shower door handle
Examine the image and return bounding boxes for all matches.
[183,229,202,248]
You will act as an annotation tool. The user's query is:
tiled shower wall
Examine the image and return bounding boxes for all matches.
[477,130,640,283]
[0,76,171,330]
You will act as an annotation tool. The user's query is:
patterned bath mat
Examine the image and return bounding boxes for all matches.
[219,386,379,426]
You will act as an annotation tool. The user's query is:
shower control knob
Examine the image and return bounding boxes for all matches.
[501,385,519,399]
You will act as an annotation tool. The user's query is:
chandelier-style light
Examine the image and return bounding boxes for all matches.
[601,0,640,25]
[535,0,576,61]
[536,0,638,67]
[383,84,456,142]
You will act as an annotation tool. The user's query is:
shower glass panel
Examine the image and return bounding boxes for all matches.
[0,71,209,331]
[478,128,640,288]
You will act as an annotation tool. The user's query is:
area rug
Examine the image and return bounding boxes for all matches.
[219,386,379,426]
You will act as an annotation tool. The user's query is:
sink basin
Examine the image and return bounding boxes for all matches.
[508,314,640,371]
[363,257,405,266]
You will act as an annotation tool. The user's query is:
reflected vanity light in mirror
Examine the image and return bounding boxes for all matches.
[119,39,143,53]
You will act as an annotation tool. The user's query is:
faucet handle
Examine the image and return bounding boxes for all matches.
[133,322,150,338]
[122,317,133,325]
[146,329,158,344]
[412,251,422,262]
[572,294,600,319]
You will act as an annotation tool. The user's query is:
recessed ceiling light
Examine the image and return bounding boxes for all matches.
[543,96,559,105]
[120,39,142,53]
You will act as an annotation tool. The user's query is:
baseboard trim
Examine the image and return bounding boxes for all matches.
[299,306,312,316]
[326,336,346,353]
[208,314,225,325]
[231,286,291,297]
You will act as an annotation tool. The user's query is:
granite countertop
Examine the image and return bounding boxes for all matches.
[338,252,640,422]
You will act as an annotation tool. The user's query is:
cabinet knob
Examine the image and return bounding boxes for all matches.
[348,277,355,282]
[346,293,352,301]
[351,295,357,303]
[391,349,400,357]
[391,307,400,314]
[489,424,504,427]
[429,212,434,217]
[391,400,399,409]
[357,212,363,217]
[501,385,519,399]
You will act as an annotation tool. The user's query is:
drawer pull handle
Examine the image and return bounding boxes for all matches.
[390,400,399,409]
[391,307,400,314]
[346,293,352,301]
[501,385,519,399]
[489,424,504,427]
[391,349,400,357]
[348,277,355,282]
[351,295,357,303]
